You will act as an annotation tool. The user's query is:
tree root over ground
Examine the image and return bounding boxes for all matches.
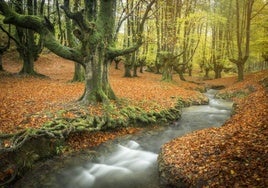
[0,97,195,187]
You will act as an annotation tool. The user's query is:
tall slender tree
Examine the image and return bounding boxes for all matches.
[228,0,255,81]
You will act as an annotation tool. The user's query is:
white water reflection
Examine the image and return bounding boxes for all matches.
[62,141,158,188]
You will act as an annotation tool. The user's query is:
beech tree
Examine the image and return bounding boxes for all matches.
[0,25,10,71]
[0,0,155,104]
[228,0,255,81]
[13,0,43,75]
[155,0,182,81]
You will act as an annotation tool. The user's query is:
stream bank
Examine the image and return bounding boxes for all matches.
[13,89,233,187]
[158,77,268,187]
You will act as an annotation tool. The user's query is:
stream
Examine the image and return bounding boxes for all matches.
[14,90,233,188]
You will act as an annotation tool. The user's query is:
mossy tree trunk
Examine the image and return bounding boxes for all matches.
[0,0,155,104]
[159,52,174,82]
[72,63,85,82]
[14,0,42,76]
[64,0,85,82]
[18,30,36,75]
[124,54,133,77]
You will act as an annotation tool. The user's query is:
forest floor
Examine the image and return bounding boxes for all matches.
[159,71,268,187]
[1,52,207,149]
[1,52,268,187]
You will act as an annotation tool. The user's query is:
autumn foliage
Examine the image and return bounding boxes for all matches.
[158,70,268,187]
[1,53,268,187]
[0,53,206,147]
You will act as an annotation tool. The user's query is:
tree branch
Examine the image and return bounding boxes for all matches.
[60,5,94,33]
[0,0,84,65]
[114,0,142,40]
[108,0,156,58]
[0,24,20,48]
[251,2,268,20]
[107,43,141,59]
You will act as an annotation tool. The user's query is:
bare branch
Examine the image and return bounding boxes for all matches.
[60,5,93,32]
[109,0,156,58]
[251,2,268,20]
[114,0,142,39]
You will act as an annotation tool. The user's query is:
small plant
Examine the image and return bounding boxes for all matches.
[56,145,68,155]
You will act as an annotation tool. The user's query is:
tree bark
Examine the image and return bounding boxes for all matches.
[0,53,3,71]
[237,62,244,82]
[229,0,254,81]
[0,0,155,104]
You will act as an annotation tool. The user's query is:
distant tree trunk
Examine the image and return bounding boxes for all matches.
[188,64,192,76]
[56,0,64,44]
[214,64,223,79]
[133,65,138,77]
[124,55,132,77]
[178,69,185,81]
[19,36,35,75]
[162,67,173,81]
[115,61,120,69]
[229,0,254,81]
[0,53,3,71]
[133,52,138,77]
[160,52,176,82]
[14,0,42,75]
[124,1,133,78]
[138,56,146,73]
[155,1,161,74]
[237,63,244,81]
[66,0,85,82]
[18,1,37,75]
[204,68,210,79]
[157,0,179,81]
[113,56,123,70]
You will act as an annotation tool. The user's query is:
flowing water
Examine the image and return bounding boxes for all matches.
[14,90,233,188]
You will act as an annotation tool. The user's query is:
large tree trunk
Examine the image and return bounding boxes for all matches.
[178,66,186,81]
[80,0,117,103]
[20,51,35,74]
[102,59,116,100]
[81,49,116,104]
[19,29,36,74]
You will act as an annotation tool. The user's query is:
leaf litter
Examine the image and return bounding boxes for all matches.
[1,53,268,187]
